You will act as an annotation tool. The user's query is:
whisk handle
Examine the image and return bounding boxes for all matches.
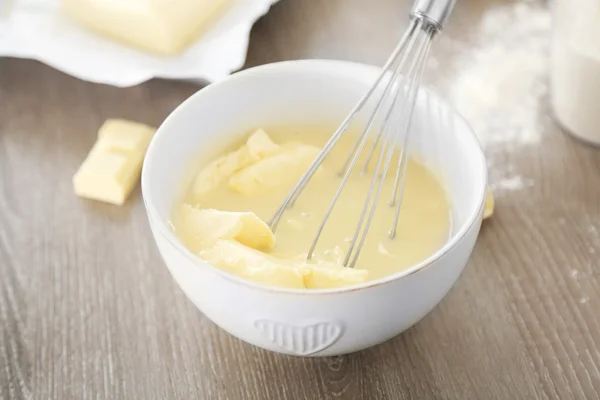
[410,0,455,31]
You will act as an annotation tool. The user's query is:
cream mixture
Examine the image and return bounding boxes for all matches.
[172,126,451,289]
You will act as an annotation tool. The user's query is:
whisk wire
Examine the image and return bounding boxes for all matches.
[346,26,434,267]
[305,19,425,261]
[389,31,433,239]
[268,20,419,232]
[269,0,455,267]
[342,23,428,266]
[338,19,421,177]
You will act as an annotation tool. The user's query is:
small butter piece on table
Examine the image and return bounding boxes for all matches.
[73,119,155,205]
[61,0,234,55]
[483,187,494,220]
[192,129,281,198]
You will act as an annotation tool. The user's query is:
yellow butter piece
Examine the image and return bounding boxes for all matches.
[192,146,253,198]
[198,239,367,290]
[199,240,306,289]
[228,143,321,195]
[73,119,155,205]
[192,129,280,198]
[178,205,275,251]
[177,204,368,289]
[62,0,233,55]
[97,119,155,152]
[246,128,280,160]
[302,263,369,289]
[484,188,494,220]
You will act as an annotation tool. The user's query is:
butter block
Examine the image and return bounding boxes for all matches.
[192,145,253,198]
[73,119,155,205]
[177,204,367,289]
[302,263,369,289]
[62,0,234,55]
[199,240,306,289]
[228,143,321,195]
[178,205,275,251]
[246,128,280,160]
[178,203,369,289]
[192,129,281,198]
[198,240,367,290]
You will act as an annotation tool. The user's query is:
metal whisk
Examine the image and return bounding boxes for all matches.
[269,0,456,268]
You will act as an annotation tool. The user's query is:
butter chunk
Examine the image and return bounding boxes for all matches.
[192,129,280,198]
[228,143,321,195]
[62,0,234,55]
[192,146,253,198]
[483,187,494,220]
[246,129,280,160]
[73,119,155,205]
[179,205,368,289]
[302,263,369,289]
[178,205,275,252]
[199,240,306,289]
[97,119,155,152]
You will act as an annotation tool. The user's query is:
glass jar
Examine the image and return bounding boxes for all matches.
[551,0,600,145]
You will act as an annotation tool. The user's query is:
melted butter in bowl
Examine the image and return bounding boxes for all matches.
[172,125,451,290]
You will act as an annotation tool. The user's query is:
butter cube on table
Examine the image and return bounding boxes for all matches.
[73,119,155,205]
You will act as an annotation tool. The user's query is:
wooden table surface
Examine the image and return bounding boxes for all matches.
[2,0,600,399]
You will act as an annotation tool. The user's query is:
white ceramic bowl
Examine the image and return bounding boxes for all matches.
[141,60,487,356]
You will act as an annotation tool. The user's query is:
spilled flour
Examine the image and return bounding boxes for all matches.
[491,176,534,192]
[444,0,551,193]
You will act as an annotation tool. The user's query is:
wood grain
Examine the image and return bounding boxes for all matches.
[2,0,600,399]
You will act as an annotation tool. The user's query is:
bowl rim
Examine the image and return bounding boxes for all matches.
[141,59,488,295]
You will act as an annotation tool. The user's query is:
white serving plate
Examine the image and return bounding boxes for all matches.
[0,0,281,87]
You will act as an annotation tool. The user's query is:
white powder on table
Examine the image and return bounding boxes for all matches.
[490,176,534,192]
[443,1,551,192]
